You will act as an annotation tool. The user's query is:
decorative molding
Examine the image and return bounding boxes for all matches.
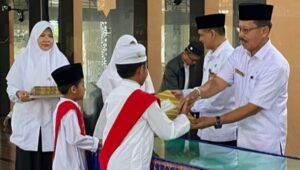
[97,0,116,17]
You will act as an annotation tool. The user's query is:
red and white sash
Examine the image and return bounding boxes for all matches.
[53,101,86,159]
[99,89,159,170]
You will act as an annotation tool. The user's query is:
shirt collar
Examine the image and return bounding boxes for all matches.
[60,97,80,107]
[121,79,142,89]
[212,40,231,58]
[244,39,272,60]
[205,40,231,60]
[253,40,272,60]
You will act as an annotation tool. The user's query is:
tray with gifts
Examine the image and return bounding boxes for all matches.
[155,90,195,121]
[29,86,62,99]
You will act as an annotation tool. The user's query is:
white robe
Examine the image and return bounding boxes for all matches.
[6,21,69,151]
[52,98,99,170]
[94,79,190,170]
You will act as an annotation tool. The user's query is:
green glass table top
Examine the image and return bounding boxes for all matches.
[153,138,300,170]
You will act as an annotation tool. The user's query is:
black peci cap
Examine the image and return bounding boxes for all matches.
[51,63,83,87]
[195,14,225,29]
[239,3,273,21]
[185,41,204,57]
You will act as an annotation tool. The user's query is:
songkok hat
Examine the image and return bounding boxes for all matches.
[51,63,83,87]
[185,41,204,57]
[239,4,273,21]
[114,43,147,65]
[195,14,225,29]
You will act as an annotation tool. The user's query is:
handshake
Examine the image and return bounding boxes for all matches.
[157,90,220,130]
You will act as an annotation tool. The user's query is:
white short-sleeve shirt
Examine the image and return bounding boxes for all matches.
[218,40,290,154]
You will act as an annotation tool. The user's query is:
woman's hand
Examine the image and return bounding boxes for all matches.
[3,115,12,133]
[16,91,33,102]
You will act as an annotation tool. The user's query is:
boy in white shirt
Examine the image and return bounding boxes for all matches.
[51,63,100,170]
[95,43,191,170]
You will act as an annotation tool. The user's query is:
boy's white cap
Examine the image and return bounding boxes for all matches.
[114,43,147,65]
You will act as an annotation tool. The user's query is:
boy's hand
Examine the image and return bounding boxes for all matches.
[170,90,183,100]
[97,139,102,151]
[179,98,191,115]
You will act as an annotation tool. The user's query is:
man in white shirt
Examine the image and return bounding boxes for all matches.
[182,4,289,155]
[94,43,191,170]
[189,13,237,146]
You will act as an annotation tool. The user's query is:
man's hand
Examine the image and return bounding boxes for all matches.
[190,116,215,129]
[16,90,33,102]
[178,89,199,111]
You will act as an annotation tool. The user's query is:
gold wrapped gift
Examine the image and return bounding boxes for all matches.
[30,86,61,96]
[155,90,194,121]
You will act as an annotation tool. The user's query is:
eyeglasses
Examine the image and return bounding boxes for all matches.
[236,26,260,34]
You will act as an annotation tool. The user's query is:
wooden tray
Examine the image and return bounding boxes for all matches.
[29,94,61,99]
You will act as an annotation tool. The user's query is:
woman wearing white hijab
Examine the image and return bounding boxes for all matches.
[6,21,69,170]
[96,34,154,101]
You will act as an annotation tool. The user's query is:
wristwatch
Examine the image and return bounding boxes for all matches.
[214,116,222,129]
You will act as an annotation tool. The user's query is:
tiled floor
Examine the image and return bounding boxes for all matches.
[0,116,15,170]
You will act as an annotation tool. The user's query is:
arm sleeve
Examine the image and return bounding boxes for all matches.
[191,86,234,113]
[7,86,20,102]
[144,102,190,140]
[63,110,99,152]
[6,61,22,102]
[217,53,236,86]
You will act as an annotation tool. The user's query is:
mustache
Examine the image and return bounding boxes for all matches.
[239,38,247,43]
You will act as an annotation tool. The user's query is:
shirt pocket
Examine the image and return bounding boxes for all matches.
[247,74,259,99]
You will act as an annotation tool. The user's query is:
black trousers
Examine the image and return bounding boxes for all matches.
[15,130,53,170]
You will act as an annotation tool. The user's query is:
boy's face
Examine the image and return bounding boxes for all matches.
[74,79,85,100]
[141,63,148,83]
[136,63,148,86]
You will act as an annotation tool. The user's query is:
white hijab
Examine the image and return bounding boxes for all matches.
[6,21,69,126]
[7,21,69,91]
[96,34,154,101]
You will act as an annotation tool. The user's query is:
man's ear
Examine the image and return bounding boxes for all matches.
[211,29,216,38]
[261,26,270,37]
